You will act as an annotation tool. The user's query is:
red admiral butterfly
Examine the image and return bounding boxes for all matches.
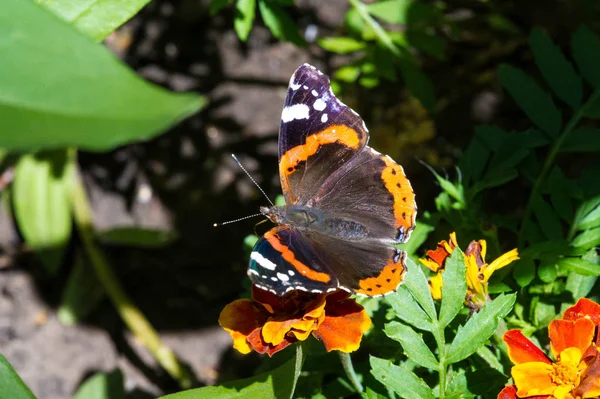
[249,64,417,297]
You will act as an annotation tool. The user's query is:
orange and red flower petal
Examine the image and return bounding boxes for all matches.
[312,295,372,352]
[420,233,457,272]
[575,345,600,398]
[219,298,270,354]
[498,385,518,399]
[246,328,294,356]
[511,362,556,397]
[504,330,551,364]
[548,318,595,359]
[563,298,600,326]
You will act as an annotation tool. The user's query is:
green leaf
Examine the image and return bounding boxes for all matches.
[234,0,256,41]
[398,58,435,111]
[406,31,446,61]
[533,300,556,328]
[384,322,438,369]
[72,370,124,399]
[319,37,366,54]
[403,258,437,321]
[334,65,362,83]
[538,262,558,283]
[498,64,562,136]
[39,0,151,42]
[558,257,600,276]
[459,135,490,185]
[0,354,37,399]
[446,370,475,399]
[446,294,516,364]
[561,128,600,152]
[369,357,435,399]
[476,125,509,151]
[549,168,574,222]
[476,346,503,371]
[566,272,598,300]
[258,0,305,47]
[160,344,304,399]
[573,195,600,231]
[572,26,600,89]
[571,227,600,250]
[57,251,104,325]
[529,28,582,109]
[13,151,74,275]
[211,0,234,15]
[532,195,564,240]
[0,0,205,152]
[439,250,467,328]
[385,285,433,331]
[512,258,536,287]
[365,0,412,24]
[97,227,178,248]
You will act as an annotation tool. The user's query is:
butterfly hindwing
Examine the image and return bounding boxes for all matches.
[278,64,369,205]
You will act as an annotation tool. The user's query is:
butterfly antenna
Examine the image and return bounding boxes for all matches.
[214,213,263,227]
[231,154,274,206]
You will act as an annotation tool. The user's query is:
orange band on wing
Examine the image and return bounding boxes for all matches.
[380,156,416,229]
[355,258,406,296]
[264,231,331,283]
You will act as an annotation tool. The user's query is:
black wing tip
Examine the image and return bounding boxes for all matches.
[290,63,330,88]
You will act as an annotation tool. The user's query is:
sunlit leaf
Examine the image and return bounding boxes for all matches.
[370,357,435,399]
[234,0,256,42]
[571,227,600,250]
[439,250,467,328]
[72,370,124,399]
[319,37,366,54]
[258,0,305,47]
[384,322,438,369]
[0,354,37,399]
[558,256,600,276]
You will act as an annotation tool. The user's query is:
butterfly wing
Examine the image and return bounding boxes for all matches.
[278,64,369,205]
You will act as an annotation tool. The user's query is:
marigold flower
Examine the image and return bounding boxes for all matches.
[500,298,600,399]
[420,232,518,308]
[219,286,372,356]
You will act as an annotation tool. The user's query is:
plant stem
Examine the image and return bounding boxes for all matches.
[432,324,447,399]
[70,164,194,389]
[347,0,401,57]
[339,352,363,393]
[518,90,600,248]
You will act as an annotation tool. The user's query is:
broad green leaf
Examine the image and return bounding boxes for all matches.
[571,227,600,250]
[57,251,104,325]
[72,370,124,399]
[446,294,516,364]
[512,258,536,288]
[439,250,467,328]
[476,346,503,371]
[403,258,437,321]
[498,64,562,136]
[0,0,205,152]
[234,0,256,42]
[538,262,558,283]
[258,0,305,47]
[529,28,582,109]
[386,285,433,331]
[369,357,435,399]
[558,257,600,276]
[398,57,435,111]
[39,0,150,42]
[561,128,600,152]
[97,227,178,248]
[566,272,598,300]
[334,65,361,83]
[572,26,600,89]
[0,354,37,399]
[13,151,74,275]
[573,195,600,231]
[211,0,234,15]
[319,37,366,54]
[366,0,412,24]
[533,300,556,327]
[384,322,438,369]
[532,195,564,240]
[160,344,304,399]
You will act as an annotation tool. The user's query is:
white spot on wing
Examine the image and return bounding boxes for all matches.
[281,104,310,122]
[277,272,290,282]
[289,74,301,91]
[248,269,259,276]
[311,90,318,97]
[313,98,326,111]
[251,252,276,270]
[321,113,328,123]
[271,277,278,282]
[288,270,295,276]
[303,85,308,89]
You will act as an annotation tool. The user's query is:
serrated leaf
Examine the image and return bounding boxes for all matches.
[572,26,600,89]
[0,354,37,399]
[160,344,304,399]
[439,250,467,328]
[13,151,74,275]
[446,294,516,364]
[558,256,600,276]
[403,258,437,321]
[73,370,124,399]
[571,227,600,250]
[369,357,435,399]
[39,0,151,42]
[529,28,582,109]
[97,227,178,248]
[561,128,600,152]
[498,64,562,136]
[398,58,435,111]
[319,37,365,54]
[384,322,438,369]
[385,286,433,331]
[532,195,564,240]
[476,346,503,371]
[0,0,205,152]
[258,0,305,47]
[512,258,536,287]
[234,0,256,42]
[573,196,600,231]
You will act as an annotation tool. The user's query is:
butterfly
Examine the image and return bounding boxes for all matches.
[248,64,417,297]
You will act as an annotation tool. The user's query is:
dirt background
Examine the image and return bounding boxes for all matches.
[1,0,599,398]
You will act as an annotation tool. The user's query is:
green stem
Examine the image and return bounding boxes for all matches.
[347,0,401,57]
[518,90,600,248]
[432,324,447,399]
[70,164,194,389]
[339,352,363,393]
